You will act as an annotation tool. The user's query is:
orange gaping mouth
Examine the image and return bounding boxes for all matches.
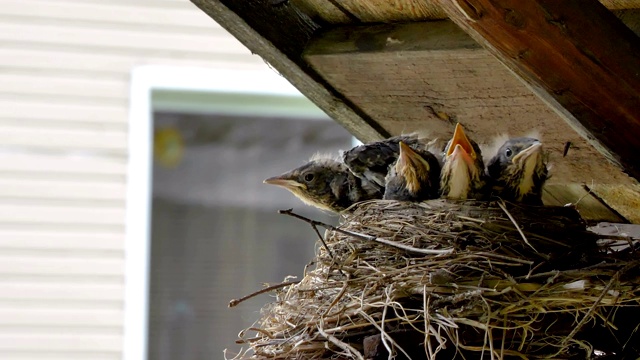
[447,123,476,160]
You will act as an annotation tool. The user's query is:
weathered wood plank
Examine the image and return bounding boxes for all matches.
[542,184,626,223]
[292,0,640,24]
[303,21,639,187]
[190,0,388,141]
[435,0,640,182]
[587,184,640,223]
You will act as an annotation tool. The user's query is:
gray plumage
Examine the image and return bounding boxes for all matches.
[486,137,549,205]
[383,142,441,201]
[264,157,382,213]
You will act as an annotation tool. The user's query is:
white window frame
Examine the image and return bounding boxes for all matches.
[124,65,329,360]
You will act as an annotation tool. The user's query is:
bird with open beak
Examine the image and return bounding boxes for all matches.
[342,134,439,194]
[440,123,488,200]
[263,157,381,213]
[486,137,549,205]
[383,142,441,201]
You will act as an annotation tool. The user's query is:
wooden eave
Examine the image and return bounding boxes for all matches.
[191,0,640,223]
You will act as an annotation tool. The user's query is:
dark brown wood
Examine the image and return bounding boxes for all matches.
[435,0,640,182]
[291,0,640,24]
[303,21,638,187]
[190,0,389,141]
[542,184,627,223]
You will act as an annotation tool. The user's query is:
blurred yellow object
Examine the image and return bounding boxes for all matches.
[154,127,184,167]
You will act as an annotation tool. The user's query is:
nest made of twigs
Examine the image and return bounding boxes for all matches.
[232,200,640,359]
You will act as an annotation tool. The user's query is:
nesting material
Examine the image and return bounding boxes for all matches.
[234,200,640,359]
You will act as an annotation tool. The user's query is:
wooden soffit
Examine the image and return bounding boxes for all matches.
[191,0,640,223]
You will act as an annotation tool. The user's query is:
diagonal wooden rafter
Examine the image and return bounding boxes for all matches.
[302,21,638,187]
[435,0,640,181]
[191,0,640,222]
[190,0,389,142]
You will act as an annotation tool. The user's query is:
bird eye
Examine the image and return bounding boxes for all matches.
[505,148,513,158]
[304,173,315,182]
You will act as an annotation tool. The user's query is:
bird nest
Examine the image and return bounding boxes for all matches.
[231,200,640,359]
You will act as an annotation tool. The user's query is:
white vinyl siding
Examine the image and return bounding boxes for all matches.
[0,0,269,358]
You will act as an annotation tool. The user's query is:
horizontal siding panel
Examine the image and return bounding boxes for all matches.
[0,99,127,124]
[0,178,125,201]
[0,204,125,226]
[0,74,127,101]
[0,125,127,153]
[0,0,217,29]
[0,22,250,55]
[0,231,123,251]
[0,283,122,301]
[0,93,126,108]
[0,154,126,176]
[0,308,122,327]
[0,47,264,77]
[0,334,121,351]
[0,352,119,360]
[0,299,121,311]
[0,257,123,276]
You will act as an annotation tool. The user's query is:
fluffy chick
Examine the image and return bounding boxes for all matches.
[440,123,488,200]
[342,134,438,193]
[486,137,549,205]
[383,142,441,201]
[263,157,381,213]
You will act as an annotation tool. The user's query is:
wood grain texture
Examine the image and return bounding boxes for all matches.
[588,184,640,223]
[191,0,389,141]
[542,184,626,223]
[600,0,640,9]
[435,0,640,182]
[335,0,446,22]
[292,0,640,24]
[304,21,639,187]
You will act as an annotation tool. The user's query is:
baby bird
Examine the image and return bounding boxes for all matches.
[440,123,488,200]
[486,137,549,205]
[383,142,441,201]
[263,157,381,213]
[342,134,435,193]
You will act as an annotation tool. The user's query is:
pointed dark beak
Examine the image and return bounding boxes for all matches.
[263,173,306,190]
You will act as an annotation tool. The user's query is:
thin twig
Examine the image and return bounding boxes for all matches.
[317,319,365,360]
[229,280,300,308]
[279,209,454,255]
[497,200,538,253]
[561,268,621,345]
[309,222,347,276]
[322,273,351,317]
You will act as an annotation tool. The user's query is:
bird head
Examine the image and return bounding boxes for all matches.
[486,137,548,203]
[263,158,352,213]
[395,141,433,194]
[440,124,485,199]
[445,123,478,162]
[384,142,439,201]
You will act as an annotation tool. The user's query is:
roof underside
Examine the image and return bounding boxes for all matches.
[191,0,640,223]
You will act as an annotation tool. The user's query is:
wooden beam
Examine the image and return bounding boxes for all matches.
[435,0,640,182]
[303,21,638,187]
[292,0,640,24]
[588,183,640,223]
[189,0,389,142]
[542,184,627,223]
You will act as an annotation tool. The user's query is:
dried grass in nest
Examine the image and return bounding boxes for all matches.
[231,200,640,359]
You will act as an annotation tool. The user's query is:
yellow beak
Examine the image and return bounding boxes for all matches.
[446,123,476,160]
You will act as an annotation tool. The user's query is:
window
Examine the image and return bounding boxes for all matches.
[125,66,353,359]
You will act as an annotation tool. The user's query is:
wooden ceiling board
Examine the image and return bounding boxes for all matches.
[304,21,639,186]
[435,0,640,182]
[293,0,640,24]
